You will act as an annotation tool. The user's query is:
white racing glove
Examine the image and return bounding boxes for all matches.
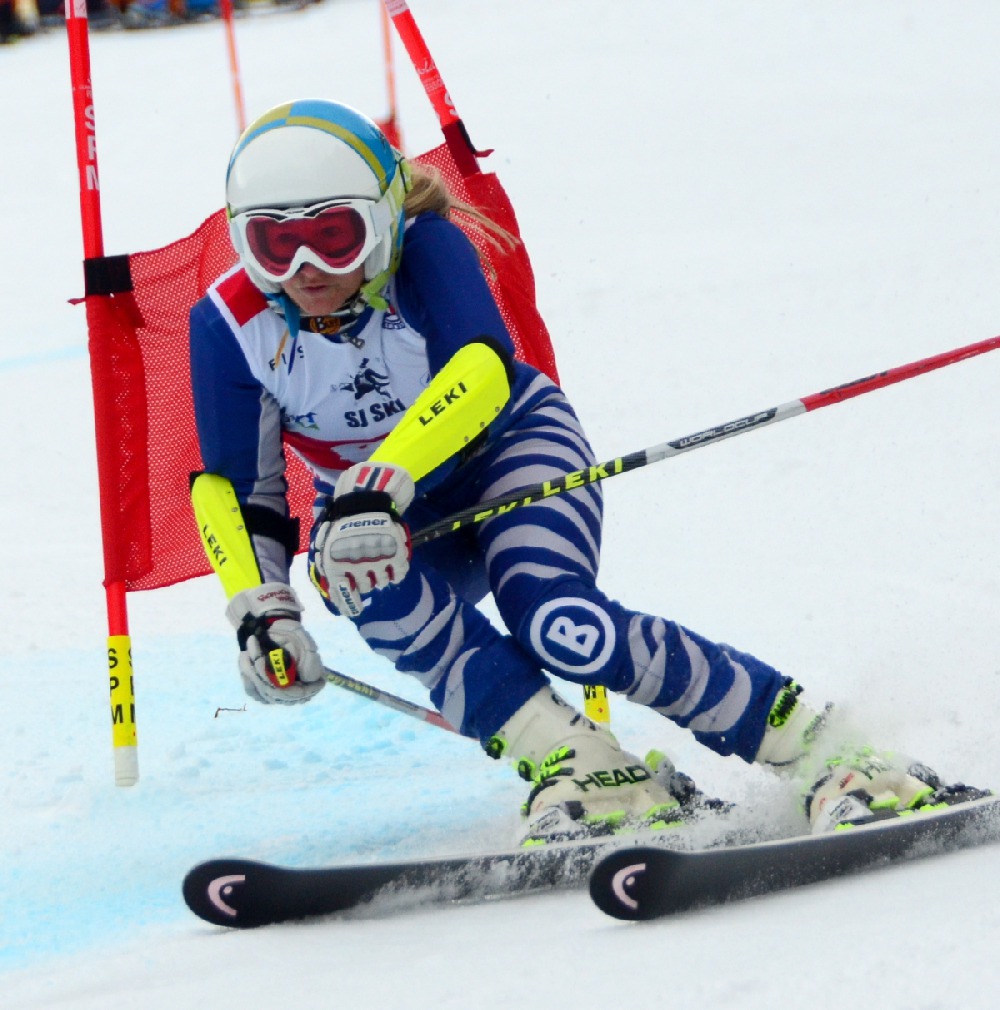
[313,463,415,618]
[226,583,325,705]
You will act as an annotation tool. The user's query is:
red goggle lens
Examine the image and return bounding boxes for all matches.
[243,205,370,276]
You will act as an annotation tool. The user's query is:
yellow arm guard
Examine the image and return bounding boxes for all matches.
[192,473,304,688]
[191,472,264,599]
[369,338,513,482]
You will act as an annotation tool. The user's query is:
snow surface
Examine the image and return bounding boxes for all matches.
[5,1,1000,1006]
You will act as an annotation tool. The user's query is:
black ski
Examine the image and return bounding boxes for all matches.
[589,791,1000,921]
[183,789,751,928]
[183,835,629,928]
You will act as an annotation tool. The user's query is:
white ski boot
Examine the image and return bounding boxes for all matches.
[486,686,682,844]
[755,681,955,833]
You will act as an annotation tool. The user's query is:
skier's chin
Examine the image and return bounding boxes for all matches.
[288,289,350,316]
[283,265,365,317]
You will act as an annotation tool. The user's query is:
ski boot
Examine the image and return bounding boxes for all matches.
[485,686,683,846]
[756,681,991,833]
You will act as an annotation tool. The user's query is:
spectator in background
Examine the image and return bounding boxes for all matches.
[35,0,62,28]
[0,1,16,43]
[124,0,219,28]
[34,0,124,29]
[1,0,38,41]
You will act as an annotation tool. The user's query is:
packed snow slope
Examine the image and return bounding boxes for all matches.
[4,2,1000,1007]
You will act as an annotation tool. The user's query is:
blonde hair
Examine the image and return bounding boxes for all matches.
[403,162,519,263]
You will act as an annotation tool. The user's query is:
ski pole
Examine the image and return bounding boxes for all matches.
[191,472,460,735]
[411,334,1000,546]
[323,666,458,734]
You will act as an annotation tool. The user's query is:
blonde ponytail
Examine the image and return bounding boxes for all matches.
[403,163,519,263]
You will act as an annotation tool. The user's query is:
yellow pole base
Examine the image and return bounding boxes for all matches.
[583,684,611,724]
[109,634,139,786]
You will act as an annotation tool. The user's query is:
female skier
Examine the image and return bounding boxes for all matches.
[189,99,960,842]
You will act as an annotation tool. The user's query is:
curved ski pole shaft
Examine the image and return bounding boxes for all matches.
[412,334,1000,546]
[323,666,458,735]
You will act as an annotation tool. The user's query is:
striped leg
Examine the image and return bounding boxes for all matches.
[475,380,790,762]
[343,564,548,743]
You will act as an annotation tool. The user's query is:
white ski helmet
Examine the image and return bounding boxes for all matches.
[225,99,410,309]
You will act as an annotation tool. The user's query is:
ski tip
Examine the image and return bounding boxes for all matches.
[588,846,672,921]
[182,859,275,929]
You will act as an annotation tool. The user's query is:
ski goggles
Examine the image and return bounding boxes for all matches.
[231,197,393,285]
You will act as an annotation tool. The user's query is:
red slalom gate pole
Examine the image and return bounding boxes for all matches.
[382,0,609,724]
[65,0,139,786]
[375,0,402,149]
[384,0,457,127]
[65,2,102,251]
[383,0,485,175]
[412,334,1000,544]
[218,0,247,135]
